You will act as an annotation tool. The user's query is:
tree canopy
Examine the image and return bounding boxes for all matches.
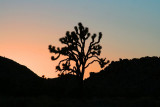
[49,23,109,80]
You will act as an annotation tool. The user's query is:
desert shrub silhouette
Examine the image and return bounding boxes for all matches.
[49,23,109,96]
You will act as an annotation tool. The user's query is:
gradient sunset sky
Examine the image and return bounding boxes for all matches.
[1,0,160,78]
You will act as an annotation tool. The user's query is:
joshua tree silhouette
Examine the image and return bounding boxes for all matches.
[48,22,109,88]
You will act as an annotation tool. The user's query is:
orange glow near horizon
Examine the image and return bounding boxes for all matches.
[0,41,110,78]
[0,42,110,79]
[0,29,110,79]
[0,17,149,79]
[0,17,112,79]
[1,0,160,79]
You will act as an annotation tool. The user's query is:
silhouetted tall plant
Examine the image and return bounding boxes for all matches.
[48,23,109,91]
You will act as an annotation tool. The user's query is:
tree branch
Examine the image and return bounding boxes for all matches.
[58,58,69,66]
[88,55,101,60]
[85,60,99,68]
[51,53,60,60]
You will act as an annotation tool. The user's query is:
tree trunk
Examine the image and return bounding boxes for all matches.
[76,73,84,98]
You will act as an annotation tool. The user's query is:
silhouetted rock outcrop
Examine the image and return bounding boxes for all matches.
[84,56,160,97]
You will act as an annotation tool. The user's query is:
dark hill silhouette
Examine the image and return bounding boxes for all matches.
[0,56,39,79]
[0,56,79,97]
[0,56,41,96]
[45,56,160,98]
[84,56,160,97]
[1,56,160,98]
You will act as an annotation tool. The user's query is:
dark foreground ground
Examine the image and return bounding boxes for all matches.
[1,96,160,107]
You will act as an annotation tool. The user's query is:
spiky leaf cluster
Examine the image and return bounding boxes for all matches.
[49,23,109,76]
